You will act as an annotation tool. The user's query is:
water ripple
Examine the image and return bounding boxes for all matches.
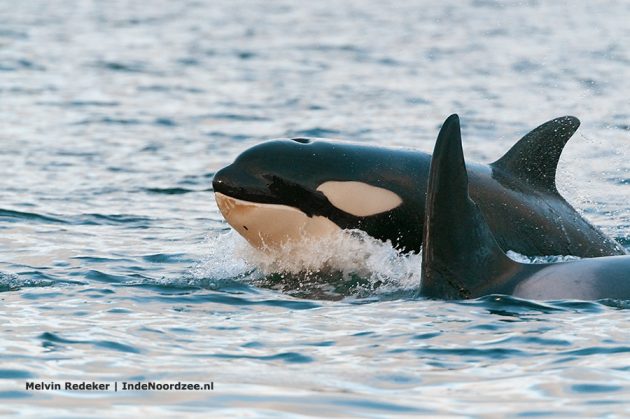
[204,352,314,364]
[38,332,141,354]
[0,209,66,224]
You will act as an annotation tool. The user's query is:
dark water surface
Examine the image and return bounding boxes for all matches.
[1,0,629,416]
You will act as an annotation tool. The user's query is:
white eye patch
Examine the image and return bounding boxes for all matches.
[316,181,402,217]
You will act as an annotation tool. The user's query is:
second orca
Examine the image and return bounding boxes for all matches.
[421,115,630,301]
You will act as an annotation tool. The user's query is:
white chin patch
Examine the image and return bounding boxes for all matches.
[316,181,403,217]
[214,192,341,249]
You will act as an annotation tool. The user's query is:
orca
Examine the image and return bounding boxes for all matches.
[212,117,625,257]
[421,115,630,301]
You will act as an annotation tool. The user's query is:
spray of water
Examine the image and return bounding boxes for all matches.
[190,229,422,299]
[506,250,581,264]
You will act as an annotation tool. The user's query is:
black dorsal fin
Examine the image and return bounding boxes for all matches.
[490,116,580,193]
[421,115,519,300]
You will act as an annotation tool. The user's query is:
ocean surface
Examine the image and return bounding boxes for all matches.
[1,0,629,416]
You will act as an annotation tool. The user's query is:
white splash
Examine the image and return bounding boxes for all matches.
[506,250,581,264]
[181,230,256,289]
[190,229,422,296]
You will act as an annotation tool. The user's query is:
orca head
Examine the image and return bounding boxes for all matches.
[213,138,415,249]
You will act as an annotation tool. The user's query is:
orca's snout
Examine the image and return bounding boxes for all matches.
[212,138,312,199]
[212,163,269,202]
[212,165,232,195]
[212,164,255,197]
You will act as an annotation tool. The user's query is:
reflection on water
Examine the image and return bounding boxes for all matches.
[1,0,629,416]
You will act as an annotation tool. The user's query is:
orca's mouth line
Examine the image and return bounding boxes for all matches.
[214,192,303,213]
[212,182,284,207]
[213,173,342,220]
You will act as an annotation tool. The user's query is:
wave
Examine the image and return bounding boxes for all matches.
[0,272,54,292]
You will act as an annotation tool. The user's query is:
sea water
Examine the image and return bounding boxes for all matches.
[1,0,629,416]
